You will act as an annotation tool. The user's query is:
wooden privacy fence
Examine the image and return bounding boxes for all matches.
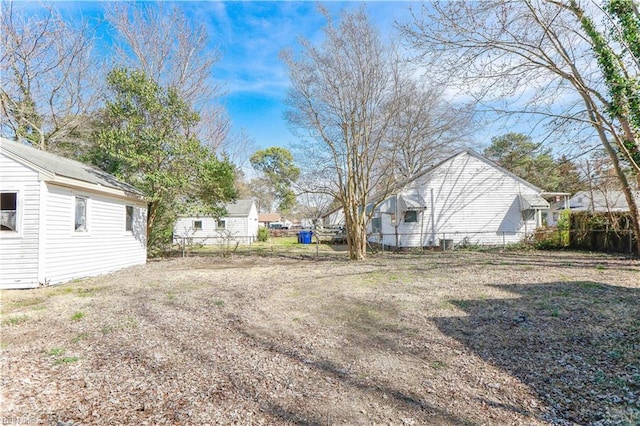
[567,211,638,256]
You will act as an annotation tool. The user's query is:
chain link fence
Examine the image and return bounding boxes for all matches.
[168,222,638,258]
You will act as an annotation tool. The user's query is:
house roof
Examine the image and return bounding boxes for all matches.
[564,190,639,212]
[322,149,547,219]
[178,199,255,217]
[225,199,255,216]
[258,213,282,223]
[0,138,144,198]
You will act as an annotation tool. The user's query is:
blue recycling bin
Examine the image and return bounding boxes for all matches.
[298,230,313,244]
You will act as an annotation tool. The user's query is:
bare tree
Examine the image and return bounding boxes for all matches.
[401,0,640,254]
[0,2,100,151]
[283,7,464,260]
[105,2,229,149]
[382,77,475,181]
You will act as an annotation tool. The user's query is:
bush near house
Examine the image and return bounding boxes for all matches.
[257,226,269,242]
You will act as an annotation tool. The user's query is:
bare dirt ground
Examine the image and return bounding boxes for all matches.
[1,250,639,425]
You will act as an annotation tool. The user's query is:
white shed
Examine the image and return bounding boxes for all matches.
[0,138,147,289]
[173,199,259,245]
[367,150,550,248]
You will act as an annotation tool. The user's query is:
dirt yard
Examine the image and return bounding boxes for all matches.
[1,250,639,425]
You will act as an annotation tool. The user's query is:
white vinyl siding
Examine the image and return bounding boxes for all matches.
[369,152,542,248]
[0,156,41,288]
[173,202,259,245]
[41,184,147,286]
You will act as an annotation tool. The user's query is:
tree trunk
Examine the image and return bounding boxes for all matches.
[584,98,640,255]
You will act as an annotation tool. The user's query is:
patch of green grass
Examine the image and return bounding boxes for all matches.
[595,264,607,270]
[551,289,572,297]
[289,288,303,297]
[2,298,45,314]
[430,360,448,370]
[455,300,472,310]
[48,287,75,296]
[123,316,138,328]
[437,301,455,310]
[213,300,225,307]
[70,311,85,321]
[2,315,28,326]
[54,356,79,365]
[577,281,603,291]
[360,271,400,286]
[75,286,105,297]
[537,301,561,317]
[71,332,89,343]
[47,348,65,357]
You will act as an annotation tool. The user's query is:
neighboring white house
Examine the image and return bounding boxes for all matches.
[318,150,549,248]
[0,138,147,289]
[322,206,345,228]
[173,199,258,245]
[563,190,639,213]
[367,150,550,248]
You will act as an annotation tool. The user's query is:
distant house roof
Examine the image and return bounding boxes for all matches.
[565,190,639,212]
[258,213,282,223]
[321,149,547,220]
[0,137,144,198]
[225,199,255,216]
[178,199,255,217]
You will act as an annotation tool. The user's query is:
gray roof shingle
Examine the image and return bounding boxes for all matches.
[0,138,143,196]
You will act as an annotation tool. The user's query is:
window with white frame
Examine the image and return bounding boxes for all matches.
[193,220,203,230]
[126,205,134,232]
[0,192,17,231]
[217,219,226,229]
[75,197,87,232]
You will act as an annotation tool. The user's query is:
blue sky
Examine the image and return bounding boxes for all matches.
[9,1,588,160]
[202,1,416,149]
[15,1,417,152]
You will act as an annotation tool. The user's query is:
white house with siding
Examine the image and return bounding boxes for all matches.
[173,199,259,245]
[0,138,147,289]
[367,150,550,248]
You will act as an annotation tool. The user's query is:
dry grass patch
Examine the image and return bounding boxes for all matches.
[1,250,638,425]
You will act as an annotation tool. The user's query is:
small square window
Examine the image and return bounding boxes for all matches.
[1,192,17,231]
[193,220,203,230]
[126,206,134,232]
[404,210,418,223]
[75,197,87,232]
[217,219,226,229]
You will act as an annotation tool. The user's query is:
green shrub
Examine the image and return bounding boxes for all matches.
[257,226,269,242]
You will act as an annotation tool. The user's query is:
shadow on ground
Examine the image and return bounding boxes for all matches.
[433,281,640,424]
